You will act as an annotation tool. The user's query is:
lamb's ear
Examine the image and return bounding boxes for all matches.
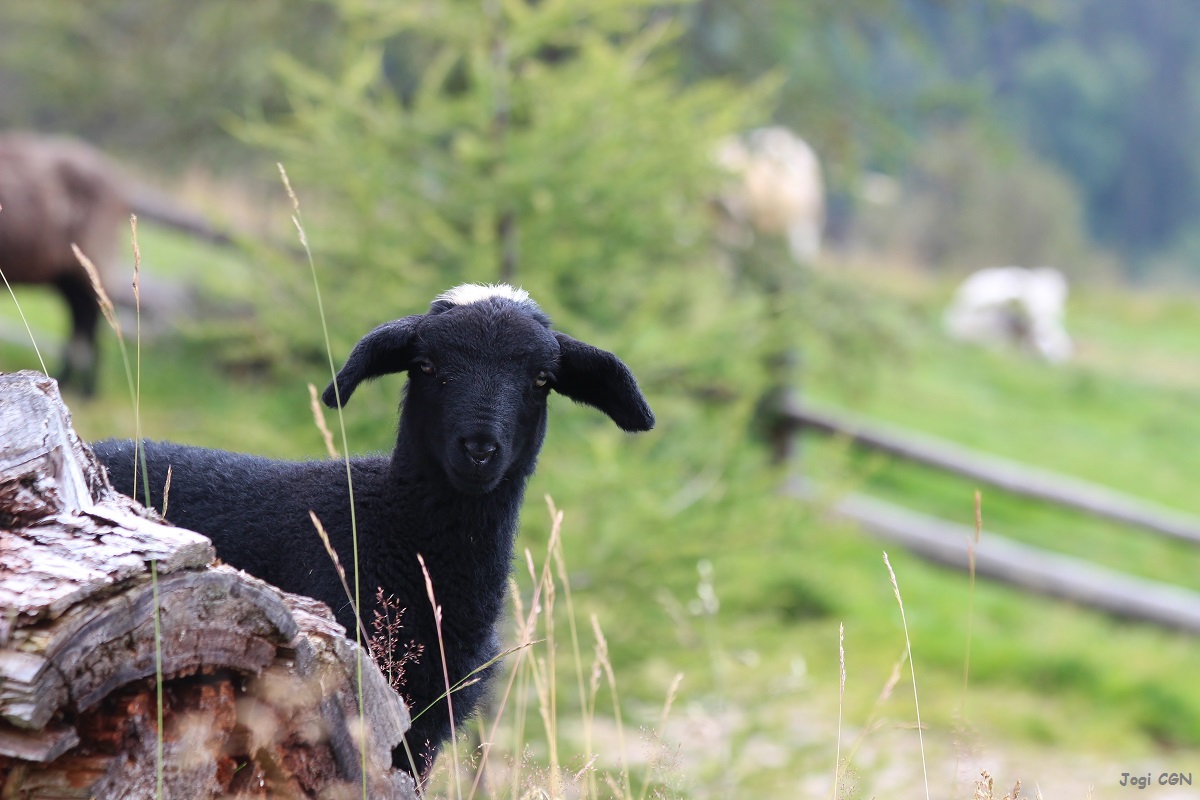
[323,316,422,408]
[553,332,655,432]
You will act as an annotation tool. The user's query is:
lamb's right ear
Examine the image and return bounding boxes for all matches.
[323,316,422,407]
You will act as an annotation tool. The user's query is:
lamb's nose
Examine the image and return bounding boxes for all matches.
[463,438,499,465]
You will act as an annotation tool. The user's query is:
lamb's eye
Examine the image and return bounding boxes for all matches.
[534,370,550,388]
[417,359,436,376]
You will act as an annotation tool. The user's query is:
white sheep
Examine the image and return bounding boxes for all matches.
[943,266,1073,362]
[714,125,825,265]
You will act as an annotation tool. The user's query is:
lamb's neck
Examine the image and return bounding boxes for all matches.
[381,447,527,636]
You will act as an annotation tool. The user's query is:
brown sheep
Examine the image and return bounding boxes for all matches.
[0,133,233,395]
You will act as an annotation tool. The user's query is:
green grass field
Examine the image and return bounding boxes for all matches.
[4,231,1200,797]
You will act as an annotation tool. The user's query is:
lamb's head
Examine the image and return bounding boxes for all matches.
[322,283,654,494]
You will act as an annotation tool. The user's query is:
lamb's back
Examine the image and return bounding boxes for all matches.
[93,439,391,615]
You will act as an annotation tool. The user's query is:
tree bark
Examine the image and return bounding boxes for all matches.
[0,371,416,799]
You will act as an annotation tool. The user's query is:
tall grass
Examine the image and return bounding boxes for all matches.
[280,164,372,799]
[962,490,982,713]
[832,621,845,800]
[953,490,983,798]
[0,203,48,376]
[150,558,164,799]
[419,497,687,800]
[0,264,47,375]
[883,550,930,800]
[403,495,1010,799]
[420,553,464,800]
[78,218,166,798]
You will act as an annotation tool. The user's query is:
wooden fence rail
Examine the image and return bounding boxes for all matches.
[779,400,1200,633]
[789,483,1200,634]
[782,399,1200,546]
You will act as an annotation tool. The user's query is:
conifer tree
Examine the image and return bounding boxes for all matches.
[245,0,767,337]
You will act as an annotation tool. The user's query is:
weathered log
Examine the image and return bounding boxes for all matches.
[0,371,417,799]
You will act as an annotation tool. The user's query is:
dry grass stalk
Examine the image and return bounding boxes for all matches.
[130,214,141,289]
[461,571,550,800]
[883,551,930,800]
[308,510,369,643]
[831,621,846,800]
[547,495,602,800]
[841,645,907,775]
[131,213,141,356]
[964,489,982,705]
[72,243,121,340]
[462,513,596,800]
[279,163,367,799]
[591,614,632,800]
[498,575,534,800]
[524,510,564,797]
[525,504,567,771]
[955,490,984,798]
[0,203,49,375]
[308,382,340,458]
[637,671,684,800]
[974,770,1022,800]
[130,214,151,510]
[277,162,310,253]
[418,553,462,800]
[479,585,527,800]
[162,465,173,519]
[445,500,678,800]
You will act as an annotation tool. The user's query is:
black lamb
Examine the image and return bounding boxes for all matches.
[92,283,654,776]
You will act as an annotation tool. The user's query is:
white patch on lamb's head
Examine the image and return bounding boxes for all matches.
[436,283,531,307]
[429,282,548,324]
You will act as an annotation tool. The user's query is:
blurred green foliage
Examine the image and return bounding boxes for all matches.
[238,0,772,350]
[0,1,340,167]
[901,0,1200,268]
[853,123,1101,276]
[678,0,944,188]
[678,0,1200,272]
[4,0,1197,273]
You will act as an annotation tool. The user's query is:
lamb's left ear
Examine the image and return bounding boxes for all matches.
[323,316,422,408]
[553,332,655,432]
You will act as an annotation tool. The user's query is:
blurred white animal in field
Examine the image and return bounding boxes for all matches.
[714,126,825,265]
[944,266,1073,363]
